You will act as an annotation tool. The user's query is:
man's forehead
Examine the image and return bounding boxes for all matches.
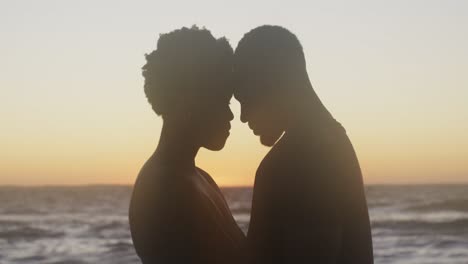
[233,82,264,102]
[235,58,285,81]
[235,56,266,71]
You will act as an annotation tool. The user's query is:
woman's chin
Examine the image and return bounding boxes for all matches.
[204,135,229,151]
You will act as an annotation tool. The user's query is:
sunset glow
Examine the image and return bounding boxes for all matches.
[1,0,467,186]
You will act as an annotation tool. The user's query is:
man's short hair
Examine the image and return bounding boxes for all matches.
[234,25,306,74]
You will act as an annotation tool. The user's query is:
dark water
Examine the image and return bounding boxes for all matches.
[1,185,467,264]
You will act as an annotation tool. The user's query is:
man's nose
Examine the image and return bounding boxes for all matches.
[240,108,249,123]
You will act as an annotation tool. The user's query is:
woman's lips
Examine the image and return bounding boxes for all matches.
[223,123,231,134]
[249,122,260,135]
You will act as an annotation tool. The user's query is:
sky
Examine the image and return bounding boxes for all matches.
[1,0,467,186]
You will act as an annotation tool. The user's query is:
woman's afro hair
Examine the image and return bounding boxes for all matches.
[142,26,234,116]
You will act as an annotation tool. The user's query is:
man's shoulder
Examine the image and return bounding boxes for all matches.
[255,127,352,179]
[254,136,300,187]
[257,133,314,170]
[257,139,286,172]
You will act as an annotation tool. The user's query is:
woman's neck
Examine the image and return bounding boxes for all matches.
[153,119,199,171]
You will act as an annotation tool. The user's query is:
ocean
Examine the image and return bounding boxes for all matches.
[0,185,467,264]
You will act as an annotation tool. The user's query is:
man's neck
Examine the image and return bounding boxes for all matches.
[287,95,334,133]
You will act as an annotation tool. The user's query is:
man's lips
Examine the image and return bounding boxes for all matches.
[249,123,260,135]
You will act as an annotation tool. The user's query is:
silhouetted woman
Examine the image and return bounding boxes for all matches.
[129,26,244,263]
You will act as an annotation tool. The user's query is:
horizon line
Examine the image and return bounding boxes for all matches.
[1,182,468,188]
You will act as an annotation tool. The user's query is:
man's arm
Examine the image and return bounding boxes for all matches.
[247,165,284,264]
[336,136,374,263]
[280,133,373,264]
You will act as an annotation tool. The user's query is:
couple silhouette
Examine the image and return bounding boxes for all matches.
[129,25,373,264]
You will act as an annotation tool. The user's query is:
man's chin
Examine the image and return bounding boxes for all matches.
[259,133,283,147]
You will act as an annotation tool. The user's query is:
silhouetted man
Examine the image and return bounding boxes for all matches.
[234,25,373,263]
